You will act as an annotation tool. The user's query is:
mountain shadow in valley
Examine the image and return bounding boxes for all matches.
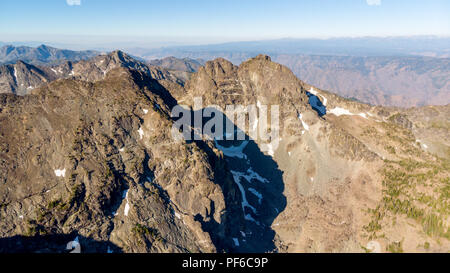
[175,107,286,253]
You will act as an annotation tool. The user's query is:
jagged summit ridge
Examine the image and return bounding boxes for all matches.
[0,51,448,253]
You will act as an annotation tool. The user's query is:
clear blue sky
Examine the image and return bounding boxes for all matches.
[1,0,449,46]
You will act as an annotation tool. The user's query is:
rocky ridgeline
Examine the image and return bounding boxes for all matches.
[0,52,448,252]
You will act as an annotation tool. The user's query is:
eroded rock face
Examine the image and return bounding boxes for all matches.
[0,51,187,97]
[178,55,449,253]
[0,53,448,253]
[0,67,247,253]
[0,61,58,95]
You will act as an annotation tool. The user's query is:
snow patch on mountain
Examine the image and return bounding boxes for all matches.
[310,87,327,106]
[138,127,144,139]
[328,107,368,119]
[54,169,66,177]
[248,187,263,204]
[123,189,130,216]
[214,140,249,159]
[233,238,240,246]
[298,113,310,131]
[231,170,259,224]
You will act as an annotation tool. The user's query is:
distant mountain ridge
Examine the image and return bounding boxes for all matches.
[1,43,448,107]
[0,50,190,95]
[0,52,448,253]
[273,55,450,107]
[135,49,450,107]
[138,36,450,60]
[148,56,204,73]
[0,44,99,65]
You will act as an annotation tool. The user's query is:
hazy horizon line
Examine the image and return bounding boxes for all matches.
[1,34,450,52]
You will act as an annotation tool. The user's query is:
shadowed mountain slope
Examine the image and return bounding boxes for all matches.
[0,53,448,253]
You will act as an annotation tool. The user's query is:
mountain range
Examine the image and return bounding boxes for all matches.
[0,49,448,253]
[2,44,448,108]
[133,37,450,107]
[0,44,98,66]
[273,55,450,107]
[0,50,187,96]
[139,37,450,59]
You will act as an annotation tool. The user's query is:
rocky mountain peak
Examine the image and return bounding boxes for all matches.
[254,54,271,61]
[109,50,127,62]
[36,44,49,49]
[0,51,448,253]
[202,57,236,77]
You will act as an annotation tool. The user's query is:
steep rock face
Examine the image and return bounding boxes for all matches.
[0,61,58,95]
[142,48,450,108]
[0,53,448,253]
[179,55,382,252]
[181,55,449,252]
[0,67,245,253]
[0,51,187,97]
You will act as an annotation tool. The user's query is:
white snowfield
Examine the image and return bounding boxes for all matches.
[298,113,310,131]
[230,170,259,224]
[138,127,144,139]
[123,189,130,216]
[309,87,327,106]
[233,238,240,247]
[231,167,270,184]
[328,107,368,119]
[214,140,249,159]
[308,87,318,95]
[54,169,66,177]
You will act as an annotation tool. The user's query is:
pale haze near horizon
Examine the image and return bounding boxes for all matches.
[0,0,449,50]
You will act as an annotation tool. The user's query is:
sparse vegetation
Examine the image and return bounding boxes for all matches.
[365,156,450,242]
[132,223,162,246]
[386,241,403,253]
[47,199,62,209]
